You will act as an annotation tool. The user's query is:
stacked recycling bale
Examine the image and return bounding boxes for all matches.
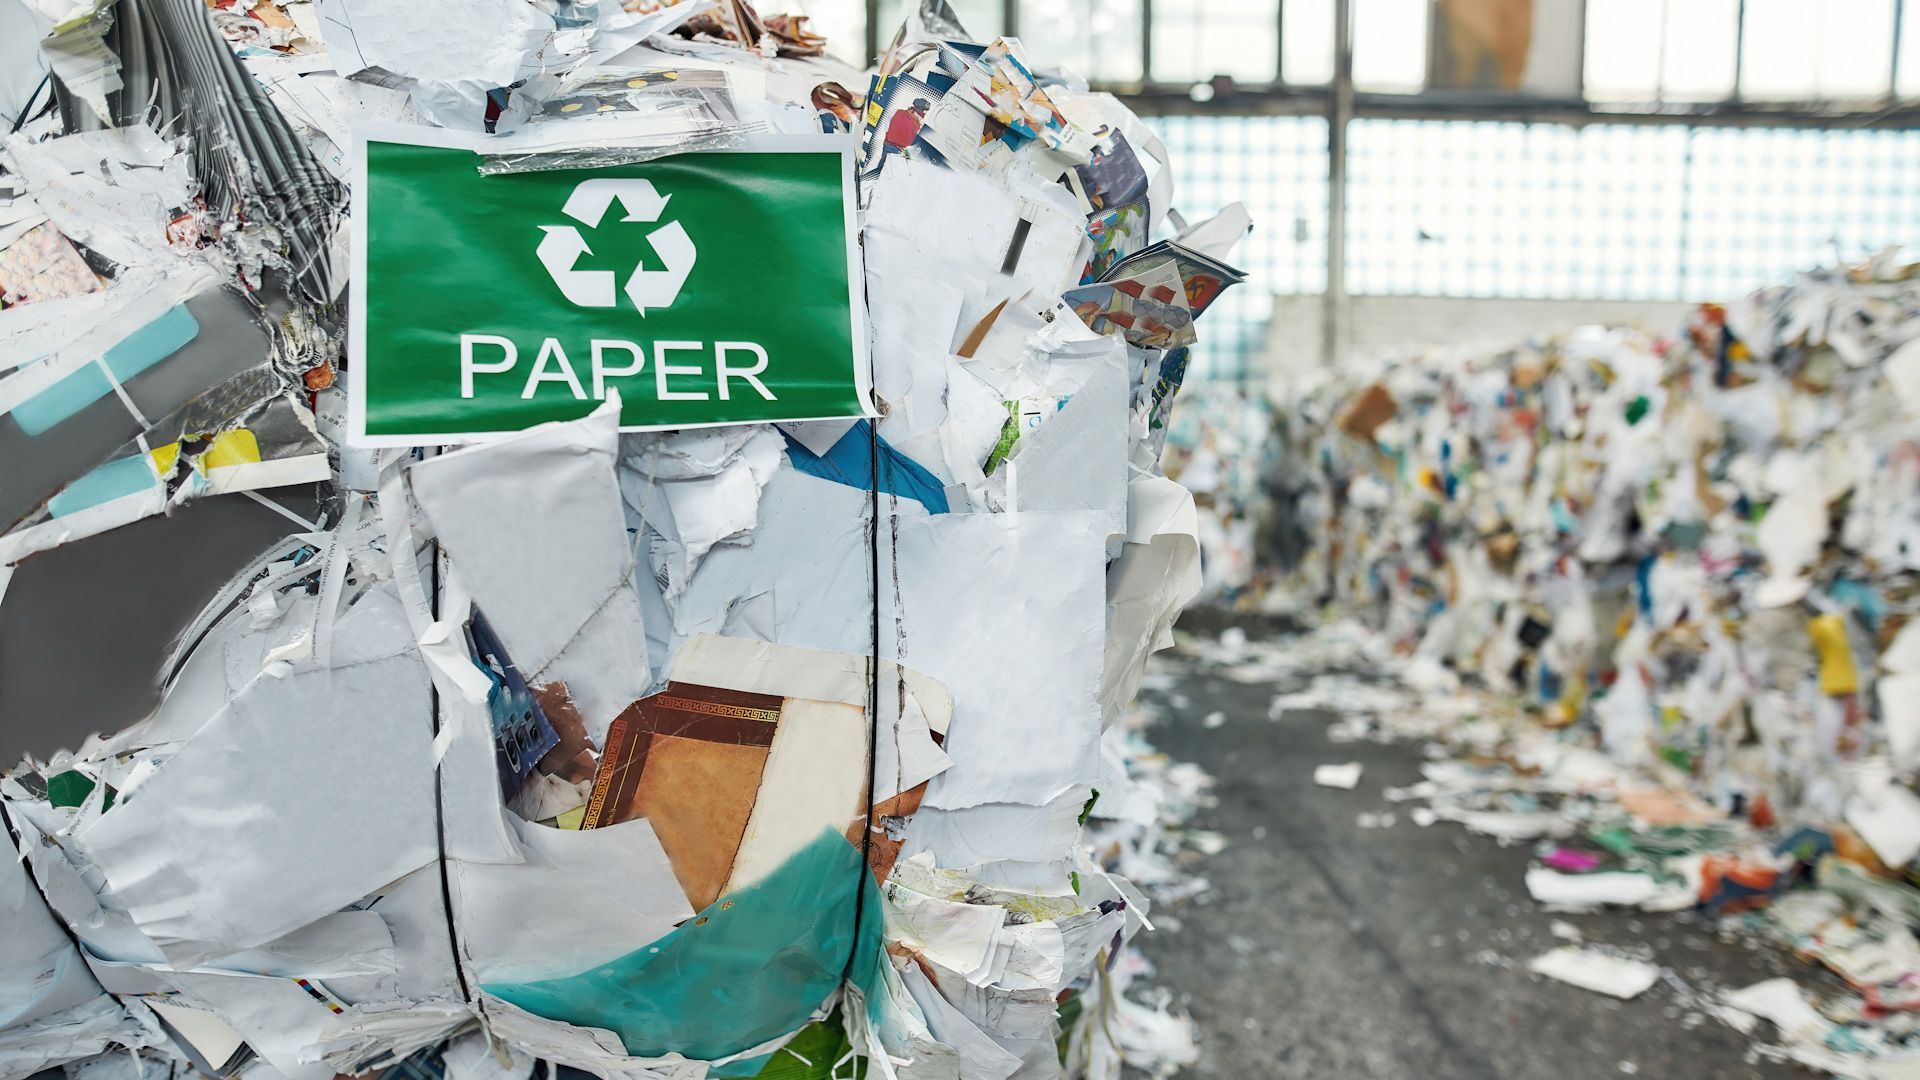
[0,4,1243,1080]
[1284,254,1920,846]
[1159,383,1283,605]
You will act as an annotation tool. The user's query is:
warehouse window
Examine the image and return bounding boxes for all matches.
[790,0,866,64]
[1282,0,1337,84]
[1345,119,1688,299]
[802,0,1920,105]
[781,1,1920,384]
[1584,0,1740,103]
[1684,126,1920,298]
[1351,0,1428,92]
[1657,0,1741,101]
[1740,0,1895,100]
[1153,115,1331,381]
[1345,120,1920,303]
[1152,0,1279,83]
[1582,0,1660,101]
[1152,114,1920,380]
[1020,0,1145,82]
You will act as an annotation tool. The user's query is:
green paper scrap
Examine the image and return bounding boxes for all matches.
[46,770,114,812]
[1054,991,1085,1062]
[717,1018,865,1079]
[983,402,1020,476]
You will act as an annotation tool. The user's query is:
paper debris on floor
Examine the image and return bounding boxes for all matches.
[1166,255,1920,1078]
[1527,947,1661,1000]
[1312,762,1363,789]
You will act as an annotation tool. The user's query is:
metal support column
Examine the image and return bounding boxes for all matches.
[1322,0,1353,370]
[1892,0,1906,105]
[1731,0,1746,100]
[1140,0,1153,83]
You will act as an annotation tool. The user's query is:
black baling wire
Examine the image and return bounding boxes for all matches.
[9,73,51,134]
[420,455,473,1007]
[845,186,883,1018]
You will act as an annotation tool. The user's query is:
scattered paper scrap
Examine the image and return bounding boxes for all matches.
[1314,762,1364,789]
[1527,947,1661,1000]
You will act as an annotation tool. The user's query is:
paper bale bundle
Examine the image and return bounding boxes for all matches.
[0,3,1248,1079]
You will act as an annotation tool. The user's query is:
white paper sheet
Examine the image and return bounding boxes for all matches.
[938,362,1013,508]
[410,402,653,742]
[199,910,400,1002]
[436,1026,534,1080]
[899,787,1091,868]
[313,0,553,87]
[0,994,158,1080]
[1008,358,1128,537]
[867,271,965,463]
[1312,763,1362,789]
[670,633,954,803]
[144,1000,246,1070]
[78,585,439,968]
[37,25,118,124]
[864,158,1086,342]
[919,957,1057,1077]
[0,825,106,1030]
[867,960,962,1080]
[360,866,462,1002]
[886,506,1106,811]
[1879,673,1920,770]
[477,997,710,1080]
[618,426,787,595]
[303,999,474,1074]
[452,814,691,985]
[897,962,1021,1080]
[1,793,165,969]
[882,881,1005,984]
[163,970,345,1080]
[1,130,189,273]
[1722,978,1827,1041]
[1527,947,1660,999]
[1524,867,1663,909]
[1174,202,1251,261]
[672,467,1106,809]
[1099,475,1201,728]
[1847,779,1920,869]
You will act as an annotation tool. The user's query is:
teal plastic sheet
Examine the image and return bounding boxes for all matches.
[15,305,201,436]
[47,455,158,517]
[485,828,883,1061]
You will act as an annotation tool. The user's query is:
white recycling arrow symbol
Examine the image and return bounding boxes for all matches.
[535,178,696,316]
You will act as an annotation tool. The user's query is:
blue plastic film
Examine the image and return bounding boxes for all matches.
[782,419,950,514]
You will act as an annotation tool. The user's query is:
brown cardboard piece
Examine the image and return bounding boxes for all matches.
[580,684,780,910]
[1338,383,1397,439]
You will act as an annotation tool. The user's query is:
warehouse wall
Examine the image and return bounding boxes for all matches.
[1263,294,1697,382]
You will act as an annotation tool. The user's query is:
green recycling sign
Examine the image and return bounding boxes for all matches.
[348,129,872,445]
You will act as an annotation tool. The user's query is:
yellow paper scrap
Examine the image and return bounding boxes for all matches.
[1809,613,1860,696]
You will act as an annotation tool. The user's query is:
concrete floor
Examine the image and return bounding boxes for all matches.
[1133,634,1817,1080]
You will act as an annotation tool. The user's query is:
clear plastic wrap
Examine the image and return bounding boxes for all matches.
[476,67,762,174]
